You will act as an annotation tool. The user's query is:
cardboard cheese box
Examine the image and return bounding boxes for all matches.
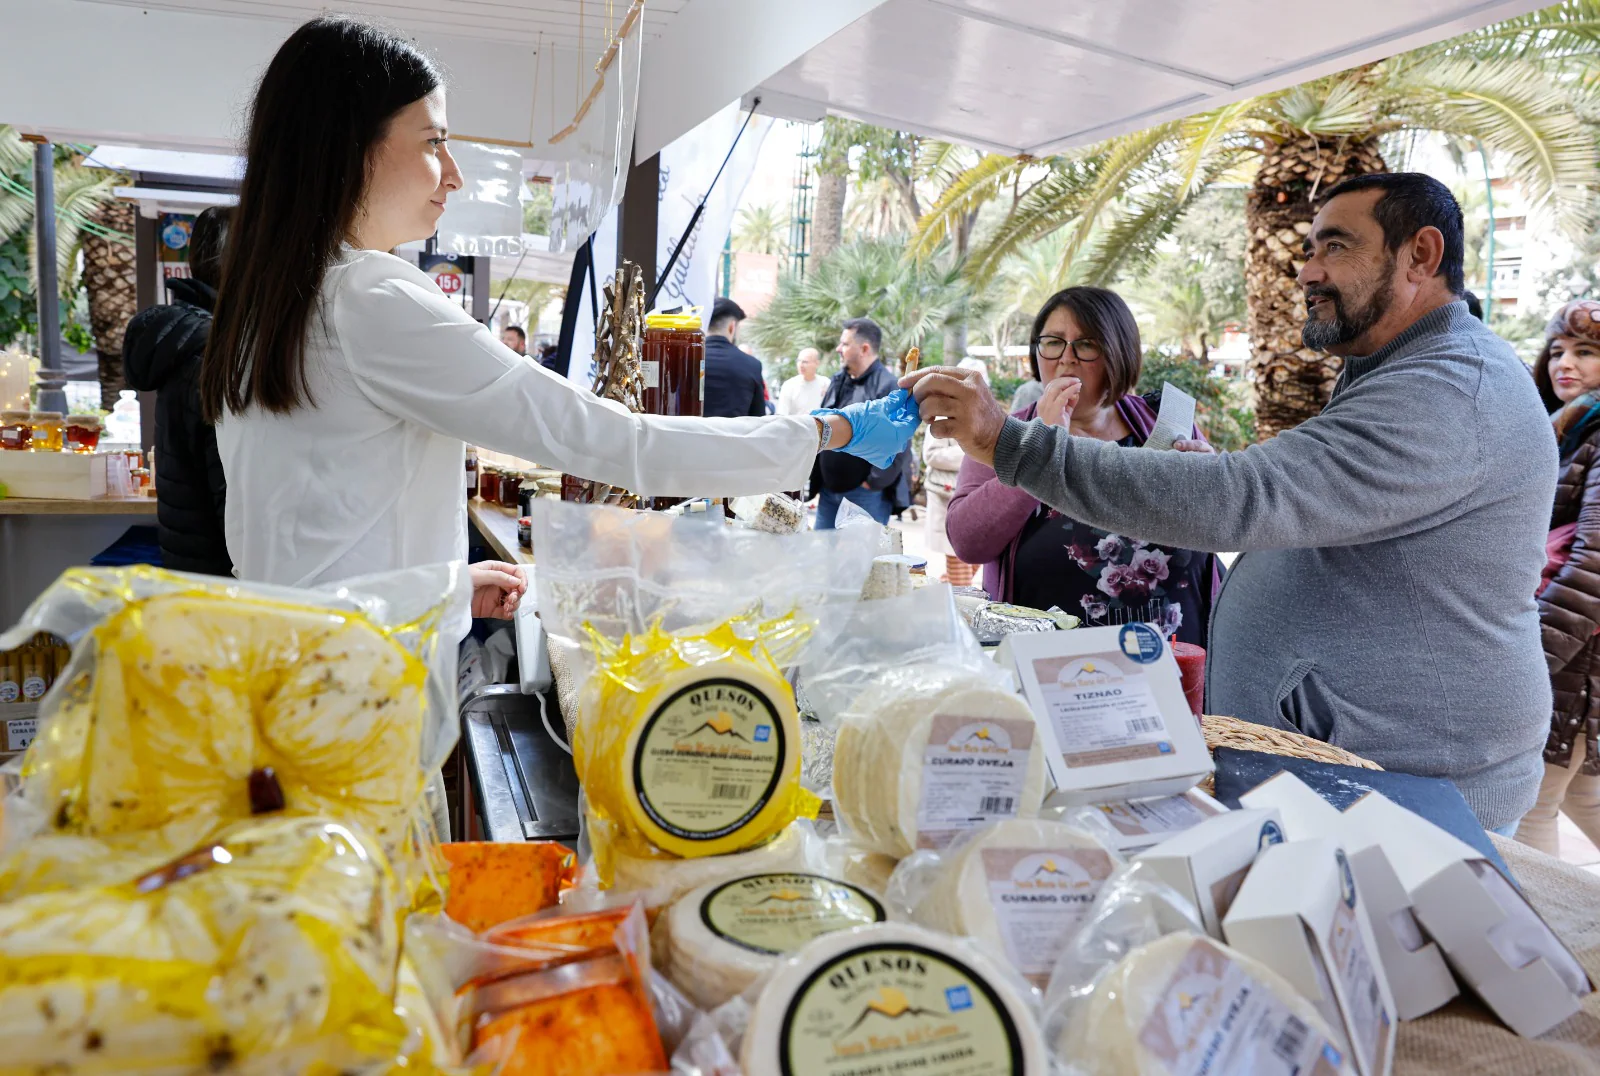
[1000,624,1212,805]
[1342,791,1592,1038]
[1222,837,1397,1076]
[1133,806,1284,939]
[1240,772,1458,1021]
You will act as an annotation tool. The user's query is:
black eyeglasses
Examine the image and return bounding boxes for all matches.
[1034,335,1104,363]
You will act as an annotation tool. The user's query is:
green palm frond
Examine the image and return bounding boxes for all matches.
[910,152,1028,259]
[1385,55,1600,227]
[963,159,1106,283]
[1269,74,1377,137]
[1055,124,1180,268]
[1072,154,1246,287]
[24,166,123,298]
[1450,0,1600,63]
[1172,101,1257,196]
[0,127,29,176]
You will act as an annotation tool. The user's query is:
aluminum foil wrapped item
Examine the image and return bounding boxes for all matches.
[969,601,1060,644]
[0,815,407,1076]
[799,716,837,796]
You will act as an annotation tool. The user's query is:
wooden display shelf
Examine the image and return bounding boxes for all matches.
[468,499,533,566]
[0,496,156,516]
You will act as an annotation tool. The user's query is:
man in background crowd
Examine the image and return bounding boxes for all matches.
[703,297,767,418]
[813,317,911,528]
[500,324,527,355]
[778,347,827,416]
[122,206,233,576]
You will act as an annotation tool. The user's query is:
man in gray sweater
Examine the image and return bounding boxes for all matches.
[904,174,1555,833]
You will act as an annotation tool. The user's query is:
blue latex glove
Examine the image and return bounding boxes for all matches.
[814,389,921,468]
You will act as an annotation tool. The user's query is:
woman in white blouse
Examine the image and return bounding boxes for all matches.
[203,18,912,618]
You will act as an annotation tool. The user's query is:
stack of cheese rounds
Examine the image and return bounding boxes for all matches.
[663,871,888,1009]
[610,821,810,903]
[743,922,1049,1075]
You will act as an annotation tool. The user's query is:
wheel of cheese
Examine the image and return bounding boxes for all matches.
[609,821,809,903]
[664,871,888,1010]
[831,669,1046,858]
[918,820,1115,989]
[1059,933,1354,1076]
[617,660,802,859]
[742,922,1048,1076]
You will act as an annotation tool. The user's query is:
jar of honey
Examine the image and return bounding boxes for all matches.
[642,311,703,418]
[480,467,500,505]
[0,411,31,450]
[497,470,522,510]
[65,414,102,453]
[29,411,64,452]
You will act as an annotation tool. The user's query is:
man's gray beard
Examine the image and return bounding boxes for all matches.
[1301,264,1394,352]
[1302,312,1347,350]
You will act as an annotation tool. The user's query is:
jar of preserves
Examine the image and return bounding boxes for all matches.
[65,414,102,453]
[465,447,479,498]
[517,516,532,551]
[29,411,64,451]
[642,311,703,418]
[480,467,500,505]
[497,470,522,510]
[0,411,31,450]
[518,477,538,518]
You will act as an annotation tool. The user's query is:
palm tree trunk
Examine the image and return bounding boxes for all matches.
[1246,135,1385,440]
[812,172,847,261]
[82,200,137,410]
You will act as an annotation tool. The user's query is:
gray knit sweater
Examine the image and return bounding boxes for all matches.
[993,301,1556,829]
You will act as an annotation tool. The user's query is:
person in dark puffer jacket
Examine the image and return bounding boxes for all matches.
[122,206,233,575]
[1518,298,1600,855]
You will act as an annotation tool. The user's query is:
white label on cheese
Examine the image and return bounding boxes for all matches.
[5,716,36,752]
[641,360,661,389]
[20,676,45,701]
[1030,653,1172,767]
[982,847,1114,987]
[916,714,1034,850]
[0,681,17,703]
[1330,898,1391,1071]
[1139,939,1347,1076]
[1097,792,1219,838]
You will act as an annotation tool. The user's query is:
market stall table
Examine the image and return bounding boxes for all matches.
[0,496,157,627]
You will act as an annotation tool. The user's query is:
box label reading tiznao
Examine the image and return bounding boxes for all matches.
[916,714,1035,850]
[1031,653,1172,767]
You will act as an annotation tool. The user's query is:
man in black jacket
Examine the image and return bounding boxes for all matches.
[813,317,911,527]
[702,297,767,418]
[122,206,232,575]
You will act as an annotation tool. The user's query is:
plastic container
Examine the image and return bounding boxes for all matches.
[65,414,101,453]
[103,389,141,445]
[1171,640,1206,720]
[641,311,703,418]
[29,411,63,452]
[0,410,31,450]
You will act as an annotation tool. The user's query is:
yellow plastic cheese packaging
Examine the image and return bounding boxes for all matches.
[0,815,408,1076]
[577,616,818,884]
[0,565,466,906]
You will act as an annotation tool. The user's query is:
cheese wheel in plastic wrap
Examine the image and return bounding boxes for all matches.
[1060,933,1356,1076]
[832,668,1046,858]
[743,922,1049,1076]
[0,815,406,1076]
[663,871,888,1009]
[609,820,810,903]
[918,820,1116,989]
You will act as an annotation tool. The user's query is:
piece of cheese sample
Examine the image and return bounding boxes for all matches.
[1060,933,1356,1076]
[743,922,1049,1075]
[832,667,1047,857]
[917,820,1116,988]
[442,841,572,932]
[664,871,888,1009]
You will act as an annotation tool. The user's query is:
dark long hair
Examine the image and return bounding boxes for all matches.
[201,18,441,422]
[1028,286,1142,405]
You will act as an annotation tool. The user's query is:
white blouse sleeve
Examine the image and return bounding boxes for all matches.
[331,253,817,497]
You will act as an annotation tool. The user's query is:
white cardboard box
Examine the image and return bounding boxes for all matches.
[1223,837,1398,1076]
[1134,806,1284,939]
[1059,786,1228,855]
[1000,625,1212,805]
[1240,773,1459,1021]
[0,450,107,499]
[1342,791,1592,1038]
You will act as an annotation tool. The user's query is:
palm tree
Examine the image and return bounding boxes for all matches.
[746,237,980,364]
[732,202,789,255]
[914,4,1599,437]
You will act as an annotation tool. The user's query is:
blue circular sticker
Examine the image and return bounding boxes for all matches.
[161,220,191,250]
[1119,622,1164,664]
[1258,819,1285,850]
[1336,849,1358,908]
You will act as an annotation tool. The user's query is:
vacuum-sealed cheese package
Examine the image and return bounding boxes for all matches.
[533,502,875,884]
[0,564,467,900]
[0,815,407,1076]
[806,587,1047,857]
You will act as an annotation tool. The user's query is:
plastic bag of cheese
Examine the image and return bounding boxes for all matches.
[887,818,1122,991]
[0,563,468,905]
[531,502,876,885]
[804,587,1048,857]
[1042,868,1357,1076]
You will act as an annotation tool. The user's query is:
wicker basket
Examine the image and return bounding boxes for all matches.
[1198,713,1381,795]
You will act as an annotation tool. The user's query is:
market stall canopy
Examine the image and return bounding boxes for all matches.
[1,0,886,157]
[742,0,1554,156]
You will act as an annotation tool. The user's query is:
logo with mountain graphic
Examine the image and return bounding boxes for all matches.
[838,987,944,1035]
[1000,850,1106,893]
[949,722,1014,752]
[1055,657,1126,688]
[679,711,750,744]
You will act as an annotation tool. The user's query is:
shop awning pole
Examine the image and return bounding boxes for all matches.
[26,137,61,372]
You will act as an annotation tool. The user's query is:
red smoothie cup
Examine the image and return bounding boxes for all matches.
[1171,640,1206,720]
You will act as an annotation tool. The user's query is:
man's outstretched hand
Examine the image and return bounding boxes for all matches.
[900,366,1010,467]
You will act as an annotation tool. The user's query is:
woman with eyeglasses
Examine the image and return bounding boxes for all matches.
[943,286,1221,643]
